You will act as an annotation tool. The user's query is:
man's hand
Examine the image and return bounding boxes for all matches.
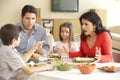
[35,41,45,55]
[35,48,43,55]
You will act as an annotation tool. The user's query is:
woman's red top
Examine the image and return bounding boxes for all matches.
[69,32,114,62]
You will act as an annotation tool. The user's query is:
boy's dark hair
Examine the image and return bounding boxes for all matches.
[0,24,21,45]
[21,5,37,17]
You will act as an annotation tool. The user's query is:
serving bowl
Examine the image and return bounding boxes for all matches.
[56,64,73,71]
[78,63,96,74]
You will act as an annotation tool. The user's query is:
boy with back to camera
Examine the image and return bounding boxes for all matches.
[0,24,54,80]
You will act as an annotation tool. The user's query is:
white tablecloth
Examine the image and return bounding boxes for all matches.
[28,63,120,80]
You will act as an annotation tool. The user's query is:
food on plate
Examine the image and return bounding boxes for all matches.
[72,57,95,63]
[29,53,41,63]
[27,61,35,67]
[48,54,61,62]
[31,53,41,59]
[27,61,45,67]
[98,66,120,72]
[49,54,61,58]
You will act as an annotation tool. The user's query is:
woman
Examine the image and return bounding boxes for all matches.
[69,11,114,62]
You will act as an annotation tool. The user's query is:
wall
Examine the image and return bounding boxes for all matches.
[0,0,120,27]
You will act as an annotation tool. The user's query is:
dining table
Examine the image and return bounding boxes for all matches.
[27,62,120,80]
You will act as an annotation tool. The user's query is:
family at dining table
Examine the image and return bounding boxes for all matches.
[0,4,114,80]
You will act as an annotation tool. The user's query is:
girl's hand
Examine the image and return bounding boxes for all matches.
[55,47,63,55]
[55,46,69,55]
[63,46,69,54]
[95,47,101,62]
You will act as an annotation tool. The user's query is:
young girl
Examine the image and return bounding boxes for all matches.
[54,22,79,55]
[0,24,54,80]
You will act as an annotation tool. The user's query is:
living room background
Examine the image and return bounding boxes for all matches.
[0,0,120,27]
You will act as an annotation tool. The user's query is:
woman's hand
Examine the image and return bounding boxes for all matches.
[55,47,63,55]
[95,47,101,62]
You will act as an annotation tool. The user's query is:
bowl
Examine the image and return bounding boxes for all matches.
[78,63,96,74]
[52,61,63,66]
[56,65,73,71]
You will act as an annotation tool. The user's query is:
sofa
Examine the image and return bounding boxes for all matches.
[109,26,120,50]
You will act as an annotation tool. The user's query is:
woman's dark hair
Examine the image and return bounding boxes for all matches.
[0,24,21,45]
[79,11,111,40]
[59,22,74,49]
[21,5,37,17]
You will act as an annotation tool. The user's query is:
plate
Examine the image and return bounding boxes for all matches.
[49,54,61,58]
[39,57,48,62]
[30,53,41,59]
[72,57,95,63]
[28,58,39,63]
[98,66,120,72]
[27,62,46,67]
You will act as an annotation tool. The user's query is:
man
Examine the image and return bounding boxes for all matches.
[16,5,50,55]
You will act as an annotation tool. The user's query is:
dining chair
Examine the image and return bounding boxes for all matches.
[112,52,120,62]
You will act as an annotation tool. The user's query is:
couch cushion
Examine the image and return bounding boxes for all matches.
[109,26,120,34]
[111,33,120,41]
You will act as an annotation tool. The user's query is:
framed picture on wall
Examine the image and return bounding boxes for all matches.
[41,19,54,34]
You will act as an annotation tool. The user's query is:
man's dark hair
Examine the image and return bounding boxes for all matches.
[21,5,37,17]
